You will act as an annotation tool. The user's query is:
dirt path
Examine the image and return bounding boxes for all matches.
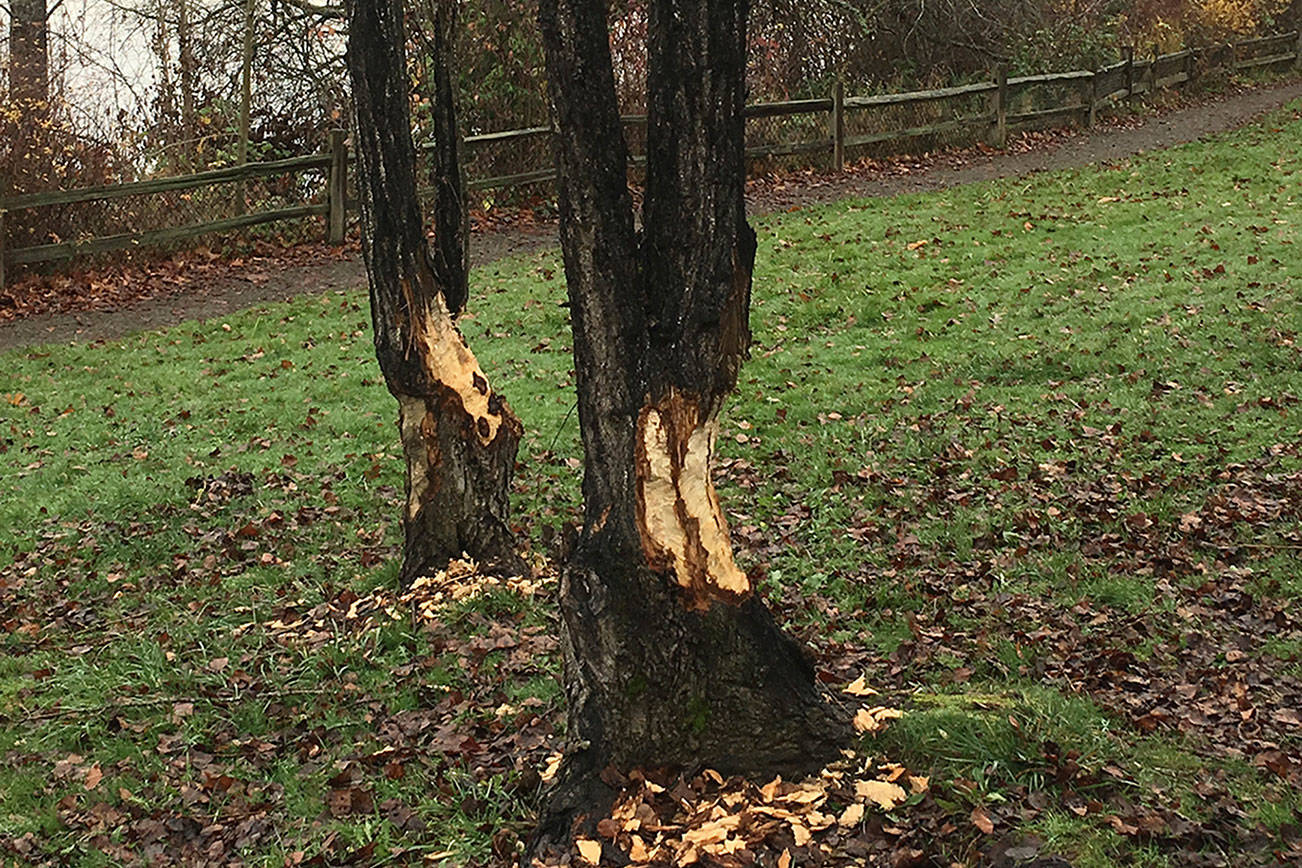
[2,78,1300,353]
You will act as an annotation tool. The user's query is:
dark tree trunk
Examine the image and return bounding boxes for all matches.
[9,0,49,109]
[346,0,523,584]
[420,1,470,317]
[537,0,849,838]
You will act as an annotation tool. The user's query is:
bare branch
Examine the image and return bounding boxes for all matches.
[275,0,343,19]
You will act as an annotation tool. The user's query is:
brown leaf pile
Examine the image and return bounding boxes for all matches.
[537,748,936,868]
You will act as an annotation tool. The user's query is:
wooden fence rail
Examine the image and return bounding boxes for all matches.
[2,30,1299,291]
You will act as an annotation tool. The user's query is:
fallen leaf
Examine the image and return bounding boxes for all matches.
[853,705,904,733]
[971,805,995,834]
[843,675,878,696]
[855,779,907,809]
[838,802,865,827]
[576,839,602,864]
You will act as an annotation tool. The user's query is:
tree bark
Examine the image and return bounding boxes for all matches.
[9,0,49,110]
[346,0,523,584]
[237,0,256,213]
[537,0,849,838]
[177,0,199,165]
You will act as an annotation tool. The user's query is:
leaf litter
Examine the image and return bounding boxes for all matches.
[538,739,937,868]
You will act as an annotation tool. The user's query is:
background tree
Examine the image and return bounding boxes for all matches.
[8,0,50,109]
[346,0,523,583]
[537,0,849,831]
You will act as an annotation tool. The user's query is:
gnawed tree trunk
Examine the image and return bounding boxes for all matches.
[346,0,522,584]
[537,0,848,835]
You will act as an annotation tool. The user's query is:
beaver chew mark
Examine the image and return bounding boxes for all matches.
[636,394,750,606]
[413,297,503,446]
[398,394,436,520]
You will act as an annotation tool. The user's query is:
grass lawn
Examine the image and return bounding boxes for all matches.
[2,102,1301,867]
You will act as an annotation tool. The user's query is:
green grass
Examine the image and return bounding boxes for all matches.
[3,103,1302,865]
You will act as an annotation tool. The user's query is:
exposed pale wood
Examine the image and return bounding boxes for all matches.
[10,204,328,264]
[1155,72,1190,89]
[1,154,331,210]
[347,0,522,582]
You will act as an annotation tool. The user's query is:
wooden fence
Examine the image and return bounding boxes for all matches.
[2,31,1300,291]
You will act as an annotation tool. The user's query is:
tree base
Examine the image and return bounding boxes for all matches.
[529,550,852,857]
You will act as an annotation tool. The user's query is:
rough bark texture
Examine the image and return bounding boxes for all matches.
[421,0,470,317]
[346,0,522,584]
[9,0,49,109]
[537,0,849,839]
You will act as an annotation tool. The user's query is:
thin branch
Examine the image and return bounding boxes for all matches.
[276,0,343,19]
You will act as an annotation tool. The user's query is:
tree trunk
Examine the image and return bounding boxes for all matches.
[177,0,199,167]
[237,0,256,213]
[9,0,49,110]
[152,0,178,154]
[537,0,848,836]
[420,0,469,316]
[346,0,523,584]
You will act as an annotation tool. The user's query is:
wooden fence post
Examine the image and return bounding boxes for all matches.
[1229,40,1238,72]
[831,79,845,171]
[990,66,1008,148]
[1124,46,1134,98]
[1294,30,1302,70]
[1082,72,1096,128]
[327,129,347,245]
[0,209,7,294]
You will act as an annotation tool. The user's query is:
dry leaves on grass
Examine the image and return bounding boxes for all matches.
[234,558,553,646]
[545,748,931,868]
